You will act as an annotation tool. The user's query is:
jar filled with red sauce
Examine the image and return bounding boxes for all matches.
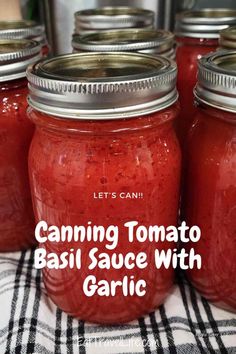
[0,39,41,251]
[184,51,236,312]
[175,9,236,144]
[72,29,176,59]
[0,20,49,56]
[27,52,181,323]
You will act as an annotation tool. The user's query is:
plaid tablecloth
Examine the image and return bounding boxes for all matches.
[0,250,235,354]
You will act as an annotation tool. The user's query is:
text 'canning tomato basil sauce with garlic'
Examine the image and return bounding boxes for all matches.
[0,39,41,251]
[175,9,236,144]
[27,52,181,323]
[72,29,175,59]
[184,51,236,312]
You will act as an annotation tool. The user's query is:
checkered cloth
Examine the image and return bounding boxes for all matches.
[0,250,235,354]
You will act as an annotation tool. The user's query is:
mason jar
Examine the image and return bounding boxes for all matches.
[184,51,236,313]
[0,39,41,251]
[72,29,175,59]
[27,52,181,323]
[74,7,154,36]
[175,9,236,144]
[0,20,49,56]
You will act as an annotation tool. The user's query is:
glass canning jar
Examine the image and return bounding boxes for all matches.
[72,29,176,59]
[0,39,41,251]
[27,52,181,323]
[175,9,236,145]
[184,51,236,312]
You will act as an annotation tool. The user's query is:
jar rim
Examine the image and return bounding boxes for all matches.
[75,6,154,18]
[219,26,236,49]
[72,29,174,55]
[175,8,236,39]
[0,38,41,82]
[0,20,45,39]
[195,50,236,113]
[74,6,154,34]
[27,52,178,120]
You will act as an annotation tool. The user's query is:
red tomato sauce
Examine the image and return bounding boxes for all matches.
[183,106,236,312]
[28,106,181,323]
[176,37,218,145]
[0,79,35,251]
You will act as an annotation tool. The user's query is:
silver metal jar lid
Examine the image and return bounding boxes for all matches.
[0,20,46,43]
[74,7,154,35]
[175,9,236,39]
[195,50,236,113]
[72,29,175,58]
[0,38,41,82]
[27,52,178,120]
[219,26,236,49]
